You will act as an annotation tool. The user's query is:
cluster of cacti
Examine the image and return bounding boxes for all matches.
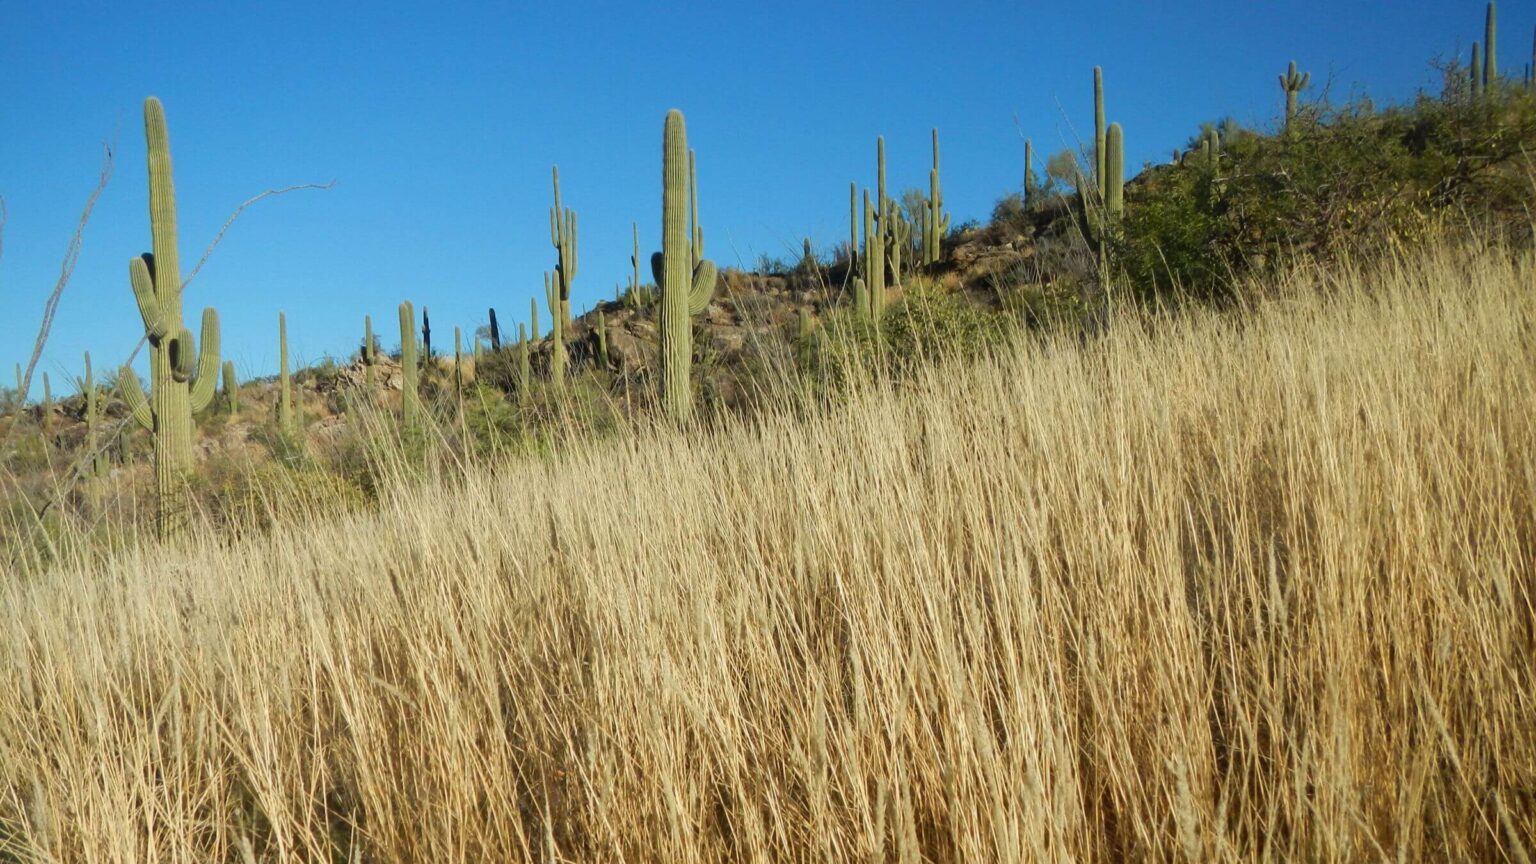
[278,311,294,434]
[117,97,223,537]
[1200,126,1222,167]
[653,109,719,423]
[546,166,579,386]
[399,301,420,431]
[1280,61,1310,129]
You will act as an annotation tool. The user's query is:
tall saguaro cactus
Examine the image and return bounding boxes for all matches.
[399,301,420,431]
[1485,2,1498,89]
[488,308,502,351]
[1280,61,1310,129]
[654,109,719,423]
[118,97,222,538]
[923,128,949,266]
[1473,43,1485,98]
[1094,67,1107,194]
[278,311,294,434]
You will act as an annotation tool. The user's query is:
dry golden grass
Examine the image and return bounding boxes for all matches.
[2,238,1533,862]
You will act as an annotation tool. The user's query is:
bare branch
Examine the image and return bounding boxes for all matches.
[13,142,113,422]
[183,180,337,288]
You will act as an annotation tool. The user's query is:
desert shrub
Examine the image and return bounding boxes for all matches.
[1115,81,1536,301]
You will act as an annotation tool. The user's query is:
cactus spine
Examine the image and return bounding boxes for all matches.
[117,97,222,537]
[1105,123,1125,220]
[1280,61,1310,129]
[1485,2,1498,89]
[278,311,294,434]
[924,129,949,265]
[222,360,239,415]
[1094,67,1106,195]
[655,109,719,423]
[399,301,419,431]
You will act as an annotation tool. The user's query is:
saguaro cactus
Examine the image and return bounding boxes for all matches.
[1024,138,1036,206]
[362,315,378,389]
[399,301,420,431]
[278,311,294,434]
[1094,67,1107,194]
[544,271,566,386]
[81,352,105,479]
[41,373,53,431]
[222,360,239,415]
[518,323,531,401]
[453,326,463,398]
[596,310,609,367]
[13,363,23,407]
[1280,61,1310,129]
[848,182,858,271]
[1485,2,1498,89]
[421,306,433,362]
[1473,43,1484,98]
[549,165,578,382]
[117,97,222,537]
[530,297,540,343]
[628,223,644,308]
[924,129,949,266]
[654,109,719,423]
[488,307,502,351]
[1105,123,1125,220]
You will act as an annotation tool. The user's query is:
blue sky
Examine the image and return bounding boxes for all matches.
[0,0,1516,391]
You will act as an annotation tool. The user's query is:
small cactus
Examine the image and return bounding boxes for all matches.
[421,305,433,362]
[1473,43,1484,98]
[222,360,239,415]
[362,315,378,389]
[399,301,420,431]
[518,322,531,401]
[1105,123,1125,220]
[277,311,294,434]
[1024,138,1036,206]
[454,326,463,399]
[654,109,718,423]
[1280,61,1310,129]
[596,310,609,368]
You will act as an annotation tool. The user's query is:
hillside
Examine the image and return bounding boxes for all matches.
[2,238,1531,860]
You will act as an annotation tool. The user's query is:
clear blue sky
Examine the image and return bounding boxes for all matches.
[0,0,1516,391]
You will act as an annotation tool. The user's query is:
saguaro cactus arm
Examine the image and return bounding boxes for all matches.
[118,367,154,431]
[188,307,221,412]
